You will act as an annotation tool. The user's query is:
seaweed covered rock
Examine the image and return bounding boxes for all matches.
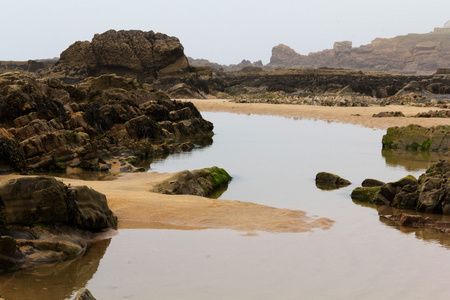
[0,73,213,173]
[382,124,450,152]
[351,160,450,215]
[151,166,232,197]
[315,172,351,190]
[0,176,117,272]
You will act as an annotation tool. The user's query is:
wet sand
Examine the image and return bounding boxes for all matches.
[0,172,334,234]
[185,99,450,130]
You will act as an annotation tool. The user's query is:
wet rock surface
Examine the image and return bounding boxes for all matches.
[315,172,351,190]
[382,124,450,152]
[151,166,232,197]
[0,176,117,272]
[0,72,213,174]
[351,160,450,214]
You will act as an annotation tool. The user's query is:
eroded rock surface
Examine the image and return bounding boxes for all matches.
[0,72,213,173]
[50,30,189,81]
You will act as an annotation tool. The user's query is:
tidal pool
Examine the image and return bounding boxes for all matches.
[1,112,449,300]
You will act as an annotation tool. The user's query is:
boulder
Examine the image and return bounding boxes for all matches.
[372,111,405,118]
[50,30,189,81]
[315,172,351,190]
[0,176,117,272]
[351,186,381,203]
[0,176,117,230]
[382,124,450,152]
[151,166,232,197]
[361,178,385,187]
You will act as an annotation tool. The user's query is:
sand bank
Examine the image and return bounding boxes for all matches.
[0,172,334,234]
[185,99,450,130]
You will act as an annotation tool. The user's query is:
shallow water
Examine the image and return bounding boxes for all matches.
[1,112,449,300]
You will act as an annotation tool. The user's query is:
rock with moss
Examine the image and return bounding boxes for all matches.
[352,160,450,215]
[151,166,232,197]
[382,124,450,152]
[361,178,385,187]
[315,172,351,190]
[372,111,405,118]
[351,186,381,203]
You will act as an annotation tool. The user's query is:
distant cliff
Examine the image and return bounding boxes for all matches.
[268,29,450,75]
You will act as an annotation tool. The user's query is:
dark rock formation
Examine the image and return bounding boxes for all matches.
[0,72,213,174]
[351,160,450,215]
[414,110,450,118]
[381,213,450,234]
[315,172,351,190]
[151,166,232,197]
[372,111,405,118]
[0,176,117,272]
[74,288,97,300]
[268,29,450,75]
[50,30,190,81]
[361,178,385,187]
[382,124,450,152]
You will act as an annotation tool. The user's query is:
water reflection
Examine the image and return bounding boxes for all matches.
[0,238,111,300]
[382,149,445,171]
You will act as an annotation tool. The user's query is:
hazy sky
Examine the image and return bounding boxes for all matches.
[1,0,450,64]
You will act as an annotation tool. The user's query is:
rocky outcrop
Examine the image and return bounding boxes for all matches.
[351,160,450,215]
[268,29,450,75]
[0,176,117,272]
[315,172,351,190]
[151,166,232,197]
[414,110,450,118]
[372,111,405,118]
[0,72,213,174]
[50,30,190,81]
[382,124,450,152]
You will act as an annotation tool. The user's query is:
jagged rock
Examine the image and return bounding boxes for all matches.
[151,166,232,197]
[0,73,213,173]
[382,124,450,152]
[351,160,450,215]
[74,289,97,300]
[315,172,351,190]
[50,30,189,81]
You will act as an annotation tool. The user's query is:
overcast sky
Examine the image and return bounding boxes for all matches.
[1,0,449,64]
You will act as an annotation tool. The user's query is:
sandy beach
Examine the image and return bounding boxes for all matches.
[186,99,450,130]
[2,100,448,234]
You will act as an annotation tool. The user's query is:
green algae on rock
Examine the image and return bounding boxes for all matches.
[151,166,232,197]
[382,124,450,152]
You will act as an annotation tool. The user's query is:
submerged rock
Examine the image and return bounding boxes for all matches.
[315,172,351,190]
[151,166,232,197]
